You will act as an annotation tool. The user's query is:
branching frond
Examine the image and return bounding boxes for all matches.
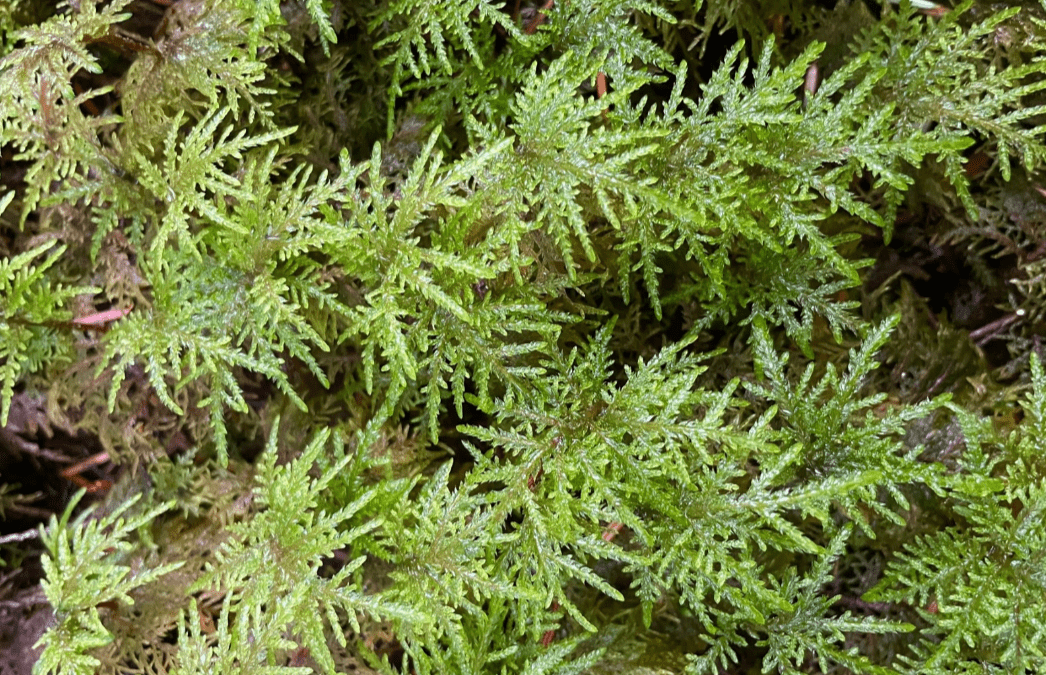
[7,1,1046,674]
[36,491,182,675]
[0,208,94,424]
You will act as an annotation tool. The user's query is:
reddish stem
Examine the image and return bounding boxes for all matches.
[525,0,555,34]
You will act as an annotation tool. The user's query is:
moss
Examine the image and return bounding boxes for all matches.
[2,1,1046,673]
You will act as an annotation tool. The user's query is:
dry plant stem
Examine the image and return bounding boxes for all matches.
[596,71,608,120]
[72,306,133,328]
[969,313,1020,346]
[525,0,555,34]
[769,14,785,40]
[5,305,130,335]
[541,600,561,648]
[5,504,52,520]
[0,529,40,546]
[804,63,819,104]
[90,27,158,56]
[60,452,112,493]
[601,521,623,542]
[0,427,70,464]
[71,81,101,117]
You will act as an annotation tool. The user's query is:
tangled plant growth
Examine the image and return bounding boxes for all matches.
[2,0,1046,673]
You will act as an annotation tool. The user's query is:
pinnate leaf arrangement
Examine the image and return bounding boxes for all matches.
[1,0,1046,673]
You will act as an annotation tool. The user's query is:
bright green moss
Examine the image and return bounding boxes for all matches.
[2,1,1046,673]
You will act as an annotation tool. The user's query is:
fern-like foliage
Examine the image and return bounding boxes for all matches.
[35,491,182,675]
[0,192,93,425]
[173,421,422,675]
[865,354,1046,674]
[371,0,522,96]
[5,0,1046,673]
[94,111,363,461]
[0,0,130,222]
[849,1,1046,217]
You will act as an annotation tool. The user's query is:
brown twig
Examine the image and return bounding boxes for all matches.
[596,70,608,120]
[5,305,132,335]
[61,452,113,493]
[89,27,158,56]
[0,529,40,546]
[72,80,101,117]
[969,313,1020,346]
[0,427,70,464]
[525,0,555,35]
